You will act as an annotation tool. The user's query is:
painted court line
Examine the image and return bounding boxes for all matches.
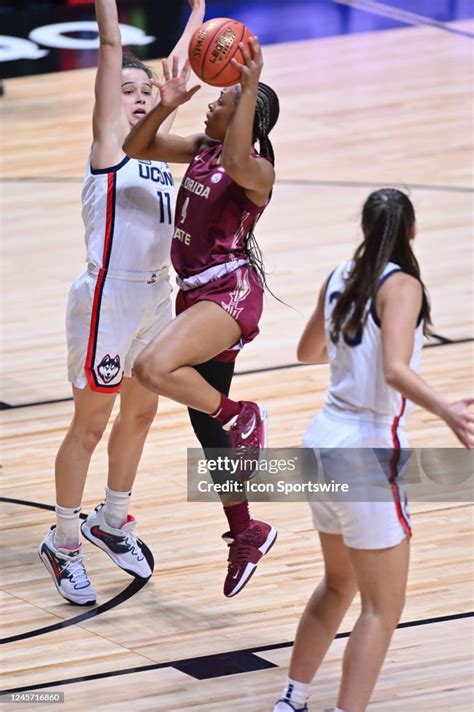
[332,0,474,38]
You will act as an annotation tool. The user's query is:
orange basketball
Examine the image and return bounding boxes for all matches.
[188,18,254,88]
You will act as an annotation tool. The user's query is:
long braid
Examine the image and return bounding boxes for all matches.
[243,82,281,299]
[374,200,401,273]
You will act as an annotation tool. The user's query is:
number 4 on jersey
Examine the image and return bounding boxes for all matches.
[180,196,189,225]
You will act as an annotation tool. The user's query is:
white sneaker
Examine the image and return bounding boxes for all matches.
[38,527,96,606]
[81,503,154,579]
[273,701,309,712]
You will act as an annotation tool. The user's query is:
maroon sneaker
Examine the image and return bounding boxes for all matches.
[223,401,268,481]
[223,519,277,597]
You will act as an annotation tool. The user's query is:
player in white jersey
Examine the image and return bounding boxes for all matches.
[38,0,206,606]
[273,189,473,712]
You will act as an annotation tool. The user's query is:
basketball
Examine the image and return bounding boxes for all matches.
[188,17,254,87]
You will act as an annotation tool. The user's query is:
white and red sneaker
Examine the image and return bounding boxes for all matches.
[223,401,268,481]
[81,503,154,579]
[38,526,96,606]
[223,519,277,597]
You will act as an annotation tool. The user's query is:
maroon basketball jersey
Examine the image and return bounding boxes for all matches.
[171,143,268,278]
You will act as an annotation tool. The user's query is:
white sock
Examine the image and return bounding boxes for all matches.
[54,504,81,548]
[103,486,131,529]
[281,677,310,706]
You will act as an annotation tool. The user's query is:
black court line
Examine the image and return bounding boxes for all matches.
[1,611,472,694]
[331,0,474,39]
[236,336,474,377]
[1,336,472,411]
[1,176,473,194]
[0,497,152,645]
[0,396,72,410]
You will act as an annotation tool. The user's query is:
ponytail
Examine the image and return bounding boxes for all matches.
[331,189,432,343]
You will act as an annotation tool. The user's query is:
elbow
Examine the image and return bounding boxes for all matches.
[297,334,328,364]
[297,345,326,364]
[297,345,311,363]
[122,139,143,159]
[99,36,121,49]
[384,372,398,389]
[384,363,405,389]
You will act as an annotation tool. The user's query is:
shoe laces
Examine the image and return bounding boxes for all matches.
[56,549,90,587]
[67,557,91,588]
[120,526,146,561]
[227,526,262,567]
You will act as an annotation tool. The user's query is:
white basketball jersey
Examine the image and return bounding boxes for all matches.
[82,156,174,272]
[324,260,424,418]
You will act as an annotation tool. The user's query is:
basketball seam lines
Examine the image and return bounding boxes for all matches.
[201,20,245,83]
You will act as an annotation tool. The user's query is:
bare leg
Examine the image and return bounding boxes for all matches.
[107,376,158,492]
[288,533,357,683]
[337,537,410,712]
[55,385,116,507]
[134,301,241,413]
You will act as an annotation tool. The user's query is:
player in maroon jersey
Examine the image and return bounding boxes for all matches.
[123,37,279,596]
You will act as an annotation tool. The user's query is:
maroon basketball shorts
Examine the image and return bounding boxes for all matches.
[175,264,264,361]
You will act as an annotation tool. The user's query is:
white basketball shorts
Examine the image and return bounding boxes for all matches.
[303,406,412,550]
[66,265,172,393]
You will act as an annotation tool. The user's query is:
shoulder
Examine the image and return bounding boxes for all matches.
[379,271,422,296]
[377,272,423,318]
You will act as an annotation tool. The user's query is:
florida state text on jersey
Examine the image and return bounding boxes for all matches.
[172,144,268,278]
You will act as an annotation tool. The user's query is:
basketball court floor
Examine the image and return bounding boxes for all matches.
[1,1,473,709]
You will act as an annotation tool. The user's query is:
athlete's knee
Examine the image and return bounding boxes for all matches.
[134,351,167,392]
[360,590,406,627]
[135,354,177,395]
[133,352,156,389]
[69,417,107,453]
[120,404,158,433]
[324,570,357,602]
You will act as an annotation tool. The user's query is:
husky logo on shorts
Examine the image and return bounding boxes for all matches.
[97,354,121,383]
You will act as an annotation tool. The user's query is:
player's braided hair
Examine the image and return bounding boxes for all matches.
[252,82,280,165]
[122,53,156,81]
[330,188,432,343]
[244,82,283,300]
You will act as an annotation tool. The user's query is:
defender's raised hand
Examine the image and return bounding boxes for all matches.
[155,57,201,109]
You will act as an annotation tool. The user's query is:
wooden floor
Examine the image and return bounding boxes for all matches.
[1,16,473,712]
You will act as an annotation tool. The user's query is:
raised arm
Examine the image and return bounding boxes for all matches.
[168,0,205,66]
[297,278,329,364]
[91,0,126,167]
[379,272,473,447]
[160,0,206,135]
[221,36,275,206]
[123,57,206,164]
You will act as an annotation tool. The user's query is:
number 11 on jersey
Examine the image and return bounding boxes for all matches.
[157,191,172,224]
